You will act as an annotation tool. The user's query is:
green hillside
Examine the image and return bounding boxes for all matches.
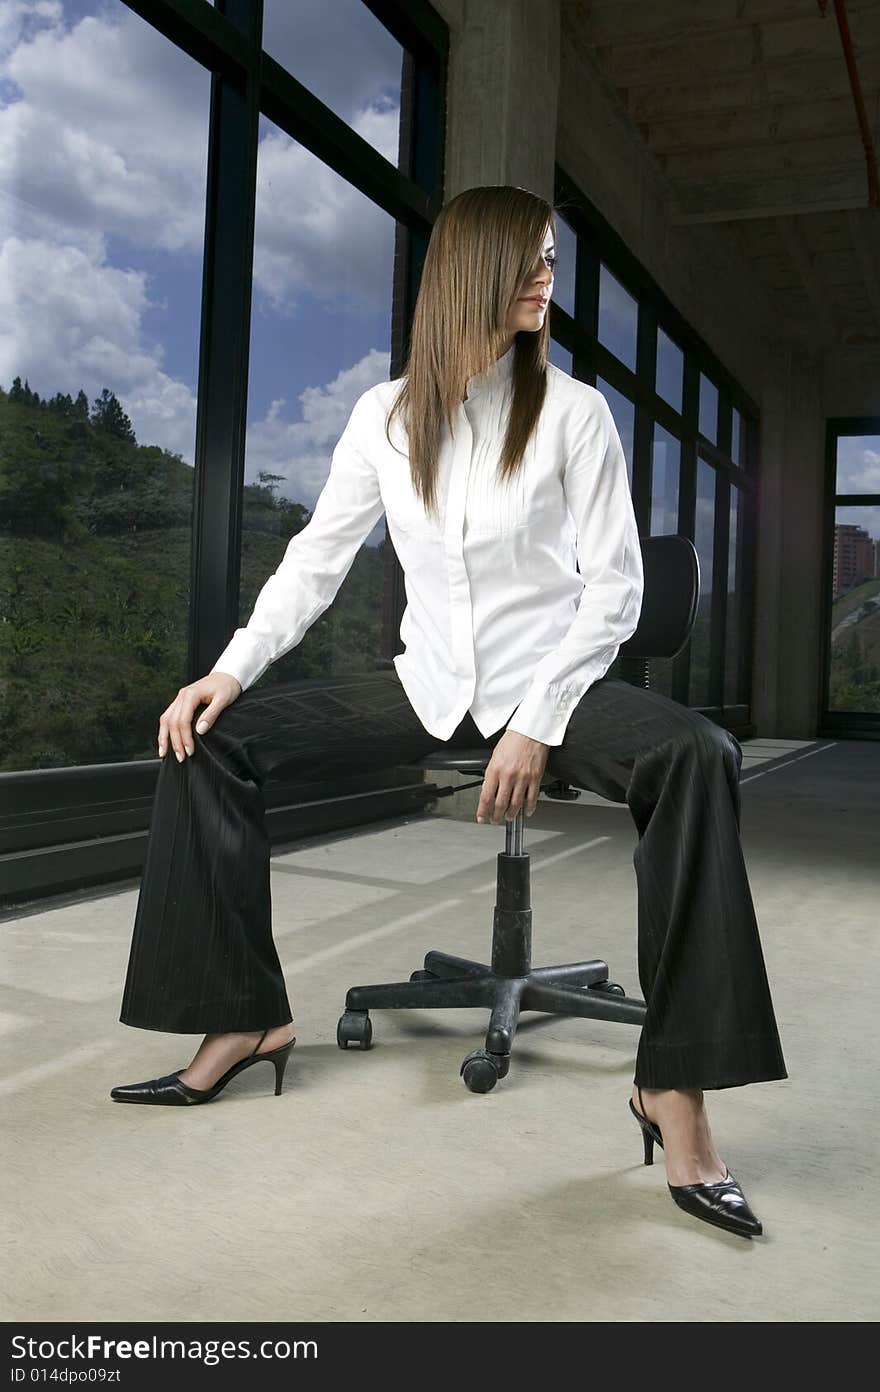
[829,578,880,712]
[0,379,385,771]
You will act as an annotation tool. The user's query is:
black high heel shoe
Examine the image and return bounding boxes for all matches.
[110,1028,296,1105]
[628,1085,763,1239]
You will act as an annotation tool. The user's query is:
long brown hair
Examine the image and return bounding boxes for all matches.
[385,186,556,523]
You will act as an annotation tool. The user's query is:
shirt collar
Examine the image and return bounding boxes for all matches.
[464,340,516,402]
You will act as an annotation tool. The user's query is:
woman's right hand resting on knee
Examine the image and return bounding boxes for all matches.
[158,672,242,762]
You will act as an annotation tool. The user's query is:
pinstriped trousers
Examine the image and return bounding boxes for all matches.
[119,667,788,1092]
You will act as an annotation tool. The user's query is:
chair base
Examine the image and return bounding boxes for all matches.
[338,840,648,1092]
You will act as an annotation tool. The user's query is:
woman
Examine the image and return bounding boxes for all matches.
[112,185,787,1240]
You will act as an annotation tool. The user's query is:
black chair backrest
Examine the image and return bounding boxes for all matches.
[620,534,699,661]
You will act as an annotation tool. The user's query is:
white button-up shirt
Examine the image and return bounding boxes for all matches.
[210,341,644,746]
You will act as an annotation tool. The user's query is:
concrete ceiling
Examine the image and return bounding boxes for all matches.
[564,0,880,349]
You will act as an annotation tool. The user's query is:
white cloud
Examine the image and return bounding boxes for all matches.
[0,1,63,66]
[253,118,395,316]
[3,5,209,255]
[1,0,399,522]
[0,229,195,457]
[245,347,391,545]
[838,442,880,495]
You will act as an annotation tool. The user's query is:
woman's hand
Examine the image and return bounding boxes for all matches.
[476,730,550,823]
[158,672,242,762]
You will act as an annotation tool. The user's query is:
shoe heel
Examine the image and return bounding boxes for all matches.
[271,1040,295,1096]
[641,1126,654,1166]
[628,1096,661,1166]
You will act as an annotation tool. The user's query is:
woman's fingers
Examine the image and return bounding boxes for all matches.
[478,777,539,824]
[168,695,191,761]
[158,675,242,761]
[157,705,174,760]
[194,695,225,737]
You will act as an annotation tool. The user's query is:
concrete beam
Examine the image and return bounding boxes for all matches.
[626,55,880,123]
[775,215,838,348]
[671,178,868,224]
[846,208,880,341]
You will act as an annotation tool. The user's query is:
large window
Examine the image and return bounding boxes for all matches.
[0,1,211,772]
[550,170,758,727]
[2,0,447,905]
[822,424,880,729]
[241,123,397,683]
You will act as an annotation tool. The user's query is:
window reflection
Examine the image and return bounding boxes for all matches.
[699,372,718,444]
[598,264,637,372]
[549,340,573,375]
[597,377,635,490]
[724,485,744,707]
[689,458,716,706]
[651,425,680,538]
[648,425,681,697]
[656,327,683,414]
[262,0,403,169]
[0,1,209,771]
[731,406,742,467]
[240,116,395,685]
[550,213,576,319]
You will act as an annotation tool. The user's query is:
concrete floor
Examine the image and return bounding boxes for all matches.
[1,737,876,1322]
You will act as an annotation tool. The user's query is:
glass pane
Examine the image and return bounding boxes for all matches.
[262,0,403,168]
[689,459,716,707]
[724,485,745,706]
[731,406,742,467]
[596,378,635,490]
[0,2,209,771]
[550,213,576,319]
[828,504,880,713]
[656,327,683,414]
[598,264,637,372]
[549,340,573,375]
[699,372,718,444]
[238,116,394,687]
[836,434,880,495]
[647,425,683,698]
[651,425,680,538]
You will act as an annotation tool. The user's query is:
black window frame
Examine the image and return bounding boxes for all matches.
[820,415,880,738]
[0,0,448,909]
[552,166,759,728]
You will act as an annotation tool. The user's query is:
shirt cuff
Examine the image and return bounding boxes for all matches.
[504,682,583,747]
[208,629,273,692]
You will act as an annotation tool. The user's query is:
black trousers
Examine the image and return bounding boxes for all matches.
[119,668,788,1091]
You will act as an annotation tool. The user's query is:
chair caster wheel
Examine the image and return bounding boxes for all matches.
[337,1010,373,1049]
[410,969,437,982]
[460,1049,503,1093]
[588,980,626,997]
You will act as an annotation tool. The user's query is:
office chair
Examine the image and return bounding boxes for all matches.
[337,534,699,1092]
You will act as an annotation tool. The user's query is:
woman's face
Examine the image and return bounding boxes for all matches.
[504,224,556,336]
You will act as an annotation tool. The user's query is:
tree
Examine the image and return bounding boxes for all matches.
[91,388,136,444]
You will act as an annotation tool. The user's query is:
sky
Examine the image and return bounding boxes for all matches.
[0,0,404,547]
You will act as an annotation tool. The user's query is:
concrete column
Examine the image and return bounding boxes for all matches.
[752,347,826,737]
[435,0,560,200]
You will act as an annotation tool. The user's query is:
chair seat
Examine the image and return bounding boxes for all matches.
[408,748,493,775]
